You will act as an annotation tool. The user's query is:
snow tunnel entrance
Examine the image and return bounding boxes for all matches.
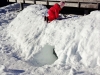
[34,44,58,66]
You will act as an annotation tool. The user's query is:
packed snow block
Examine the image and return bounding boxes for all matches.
[7,4,100,68]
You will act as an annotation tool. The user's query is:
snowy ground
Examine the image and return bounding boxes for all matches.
[0,3,100,75]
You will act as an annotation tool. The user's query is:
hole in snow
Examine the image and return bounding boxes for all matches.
[30,44,58,67]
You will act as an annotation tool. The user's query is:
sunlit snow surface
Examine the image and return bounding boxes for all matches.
[0,3,100,75]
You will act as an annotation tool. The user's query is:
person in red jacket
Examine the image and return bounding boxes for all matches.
[45,1,65,23]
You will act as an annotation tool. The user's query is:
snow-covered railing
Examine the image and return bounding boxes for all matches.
[8,0,100,9]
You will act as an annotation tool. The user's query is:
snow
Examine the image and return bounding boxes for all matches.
[0,3,100,75]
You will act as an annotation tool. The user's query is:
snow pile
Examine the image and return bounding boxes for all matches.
[7,4,54,66]
[0,3,20,13]
[0,65,7,75]
[0,3,20,56]
[7,4,100,68]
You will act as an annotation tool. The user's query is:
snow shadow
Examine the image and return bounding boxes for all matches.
[57,15,79,21]
[12,53,21,60]
[75,71,84,74]
[5,69,25,75]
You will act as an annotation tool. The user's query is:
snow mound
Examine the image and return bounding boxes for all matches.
[0,3,20,13]
[7,5,57,66]
[7,4,100,68]
[0,65,6,75]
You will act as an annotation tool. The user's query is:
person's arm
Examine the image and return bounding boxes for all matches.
[55,9,59,19]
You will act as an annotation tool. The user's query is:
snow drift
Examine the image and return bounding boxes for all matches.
[0,3,20,13]
[7,4,100,67]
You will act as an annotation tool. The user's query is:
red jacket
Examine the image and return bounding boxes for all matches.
[48,3,61,22]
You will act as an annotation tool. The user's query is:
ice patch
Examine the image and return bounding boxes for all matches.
[28,44,57,66]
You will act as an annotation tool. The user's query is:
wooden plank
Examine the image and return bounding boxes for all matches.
[17,0,25,3]
[24,0,34,4]
[97,0,100,1]
[80,3,98,8]
[36,1,47,5]
[48,0,59,1]
[79,0,97,3]
[9,0,16,2]
[48,1,79,7]
[97,0,100,3]
[9,0,34,3]
[9,0,24,3]
[66,0,79,2]
[48,1,57,5]
[65,3,79,7]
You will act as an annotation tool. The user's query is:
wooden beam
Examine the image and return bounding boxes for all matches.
[15,0,17,2]
[23,0,25,3]
[49,2,57,5]
[20,3,23,10]
[7,0,9,2]
[34,0,36,4]
[8,0,99,9]
[66,0,79,2]
[97,0,100,3]
[24,0,34,4]
[80,3,98,9]
[79,0,97,3]
[36,1,46,5]
[46,0,49,5]
[65,3,79,7]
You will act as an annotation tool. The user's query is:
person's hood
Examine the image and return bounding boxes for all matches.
[58,1,65,8]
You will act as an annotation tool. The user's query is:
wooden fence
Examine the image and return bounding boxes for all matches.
[7,0,100,9]
[7,0,100,15]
